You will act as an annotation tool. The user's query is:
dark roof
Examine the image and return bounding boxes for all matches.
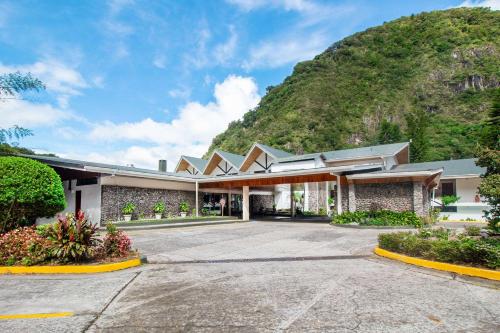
[322,142,408,161]
[386,159,485,177]
[19,154,201,179]
[215,150,245,168]
[182,156,207,172]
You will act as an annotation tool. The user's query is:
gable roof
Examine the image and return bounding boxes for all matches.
[322,142,409,161]
[180,156,207,173]
[202,149,245,174]
[385,159,484,177]
[256,143,294,158]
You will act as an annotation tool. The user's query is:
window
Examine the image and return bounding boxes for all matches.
[76,177,98,186]
[441,181,455,196]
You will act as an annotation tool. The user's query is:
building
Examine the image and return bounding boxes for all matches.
[25,142,488,226]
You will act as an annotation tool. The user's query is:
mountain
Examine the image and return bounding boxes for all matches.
[206,8,499,161]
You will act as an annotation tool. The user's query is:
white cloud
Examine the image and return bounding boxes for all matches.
[0,59,87,96]
[213,25,238,64]
[457,0,500,10]
[243,32,328,69]
[153,54,167,69]
[88,75,260,168]
[168,86,191,99]
[184,27,211,68]
[227,0,314,12]
[0,99,68,128]
[92,75,105,88]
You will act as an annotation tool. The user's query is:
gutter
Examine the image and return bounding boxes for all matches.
[346,168,443,179]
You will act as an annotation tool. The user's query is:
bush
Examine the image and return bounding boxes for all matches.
[332,210,422,227]
[464,225,481,236]
[153,202,165,214]
[378,229,500,269]
[0,227,52,265]
[45,211,100,263]
[102,223,132,258]
[122,203,135,215]
[179,201,189,213]
[0,157,66,232]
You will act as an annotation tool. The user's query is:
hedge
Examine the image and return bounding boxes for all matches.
[0,156,66,232]
[332,210,422,227]
[378,229,500,269]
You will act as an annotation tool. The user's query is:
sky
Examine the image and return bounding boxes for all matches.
[0,0,498,170]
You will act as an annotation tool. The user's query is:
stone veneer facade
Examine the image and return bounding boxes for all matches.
[251,194,274,213]
[101,185,200,222]
[353,182,414,212]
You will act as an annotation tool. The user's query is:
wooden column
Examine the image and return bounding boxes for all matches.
[242,186,250,221]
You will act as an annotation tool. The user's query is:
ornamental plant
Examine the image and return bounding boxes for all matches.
[122,203,135,215]
[179,201,189,213]
[153,202,166,214]
[441,195,460,206]
[45,211,100,263]
[0,157,66,232]
[0,226,51,266]
[102,223,132,258]
[332,210,422,227]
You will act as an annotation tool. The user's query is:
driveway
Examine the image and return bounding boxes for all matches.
[0,221,499,333]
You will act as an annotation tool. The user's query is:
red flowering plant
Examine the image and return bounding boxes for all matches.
[102,222,132,258]
[0,227,52,266]
[45,211,100,263]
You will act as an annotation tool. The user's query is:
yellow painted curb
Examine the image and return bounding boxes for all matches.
[0,312,73,320]
[374,247,500,281]
[0,258,141,275]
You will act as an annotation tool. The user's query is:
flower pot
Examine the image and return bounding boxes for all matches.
[123,214,132,222]
[180,212,187,218]
[155,214,162,220]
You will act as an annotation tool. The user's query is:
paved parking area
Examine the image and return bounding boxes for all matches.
[0,221,499,332]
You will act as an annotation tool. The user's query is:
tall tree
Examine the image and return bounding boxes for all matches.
[476,90,500,232]
[405,109,430,162]
[0,72,45,145]
[377,119,402,144]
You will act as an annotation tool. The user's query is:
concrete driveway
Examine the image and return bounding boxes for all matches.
[0,221,499,333]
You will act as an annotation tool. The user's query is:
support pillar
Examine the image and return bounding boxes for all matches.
[195,181,199,217]
[242,186,250,221]
[290,184,296,217]
[336,175,342,214]
[228,189,232,217]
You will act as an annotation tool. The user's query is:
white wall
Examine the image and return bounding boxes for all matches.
[209,159,236,176]
[36,179,102,226]
[271,160,316,172]
[274,184,291,209]
[247,152,274,173]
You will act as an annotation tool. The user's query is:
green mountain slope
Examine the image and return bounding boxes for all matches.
[207,8,499,161]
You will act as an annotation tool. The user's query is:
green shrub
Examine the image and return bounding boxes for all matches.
[0,157,66,232]
[441,195,460,206]
[332,210,421,227]
[153,202,165,214]
[378,229,500,269]
[179,201,189,213]
[464,225,481,236]
[122,203,135,215]
[45,211,100,263]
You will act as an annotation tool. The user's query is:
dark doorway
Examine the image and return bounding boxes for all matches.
[75,190,82,215]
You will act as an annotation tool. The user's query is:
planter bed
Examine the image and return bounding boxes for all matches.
[332,223,415,229]
[0,256,141,274]
[112,216,235,227]
[377,227,499,271]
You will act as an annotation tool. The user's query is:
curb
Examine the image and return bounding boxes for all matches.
[0,312,74,320]
[331,224,415,230]
[112,219,243,231]
[374,247,500,281]
[0,257,141,275]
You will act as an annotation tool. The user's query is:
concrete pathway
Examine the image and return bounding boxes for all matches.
[0,221,498,332]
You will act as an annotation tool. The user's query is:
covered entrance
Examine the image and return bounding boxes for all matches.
[198,169,345,221]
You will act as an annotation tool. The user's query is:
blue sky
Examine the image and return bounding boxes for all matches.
[0,0,497,170]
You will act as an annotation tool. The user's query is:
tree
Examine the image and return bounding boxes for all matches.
[476,90,500,232]
[405,109,430,162]
[0,72,45,145]
[0,157,66,232]
[377,119,402,144]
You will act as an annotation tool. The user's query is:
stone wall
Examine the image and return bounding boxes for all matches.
[251,194,274,213]
[306,182,319,213]
[318,182,327,211]
[101,185,198,222]
[341,185,349,212]
[354,182,413,212]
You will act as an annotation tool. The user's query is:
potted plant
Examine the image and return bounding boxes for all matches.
[179,201,189,218]
[153,202,166,220]
[122,203,135,222]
